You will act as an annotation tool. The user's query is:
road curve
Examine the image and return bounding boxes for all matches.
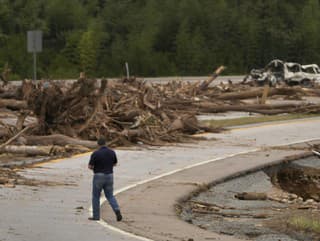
[1,117,320,241]
[107,146,308,241]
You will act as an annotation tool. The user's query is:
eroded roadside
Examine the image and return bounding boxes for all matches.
[180,156,320,241]
[103,142,316,241]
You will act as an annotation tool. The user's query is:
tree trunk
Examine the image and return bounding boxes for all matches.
[0,145,53,156]
[21,134,97,149]
[0,99,28,110]
[194,103,300,113]
[216,87,301,100]
[235,192,268,200]
[198,66,225,91]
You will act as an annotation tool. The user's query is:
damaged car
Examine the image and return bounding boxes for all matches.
[301,64,320,83]
[244,59,284,86]
[245,59,319,87]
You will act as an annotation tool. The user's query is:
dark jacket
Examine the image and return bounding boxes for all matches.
[89,146,118,174]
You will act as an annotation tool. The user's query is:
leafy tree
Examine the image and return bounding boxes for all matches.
[78,29,99,75]
[1,0,320,78]
[299,0,320,63]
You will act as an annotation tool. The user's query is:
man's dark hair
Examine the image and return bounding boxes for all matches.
[97,137,106,146]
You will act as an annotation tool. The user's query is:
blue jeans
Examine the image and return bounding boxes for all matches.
[92,173,120,219]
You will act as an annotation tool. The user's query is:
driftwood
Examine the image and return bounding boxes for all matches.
[188,200,235,210]
[235,192,268,200]
[0,90,18,99]
[169,115,200,133]
[0,144,90,156]
[194,103,301,114]
[0,74,320,159]
[198,66,225,91]
[216,87,301,100]
[0,145,61,156]
[260,84,270,104]
[77,79,107,134]
[192,208,268,219]
[0,99,27,110]
[16,111,30,131]
[19,134,97,149]
[0,125,32,150]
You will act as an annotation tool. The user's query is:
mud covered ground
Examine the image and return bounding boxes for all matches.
[180,156,320,241]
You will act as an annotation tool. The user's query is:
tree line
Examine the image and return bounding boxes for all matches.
[0,0,320,79]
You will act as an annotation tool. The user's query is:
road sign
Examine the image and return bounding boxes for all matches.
[27,30,42,80]
[27,30,42,53]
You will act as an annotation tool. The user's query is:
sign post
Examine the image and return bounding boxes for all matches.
[125,62,130,79]
[27,30,42,81]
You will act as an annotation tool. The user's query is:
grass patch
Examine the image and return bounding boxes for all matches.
[265,211,320,240]
[288,215,320,233]
[201,113,320,128]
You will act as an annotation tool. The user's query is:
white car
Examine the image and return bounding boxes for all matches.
[284,63,320,86]
[247,60,320,87]
[283,62,306,86]
[301,64,320,83]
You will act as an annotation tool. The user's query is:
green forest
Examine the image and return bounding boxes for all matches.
[1,0,320,79]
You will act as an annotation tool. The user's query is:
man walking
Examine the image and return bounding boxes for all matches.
[88,137,122,221]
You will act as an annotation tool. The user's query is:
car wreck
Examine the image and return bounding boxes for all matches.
[245,59,320,87]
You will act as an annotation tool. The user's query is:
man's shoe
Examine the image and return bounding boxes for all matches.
[88,217,99,221]
[115,210,122,221]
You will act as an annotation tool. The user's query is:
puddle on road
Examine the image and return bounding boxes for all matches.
[179,156,320,241]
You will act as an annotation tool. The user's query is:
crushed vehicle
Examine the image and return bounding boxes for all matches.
[301,64,320,83]
[245,59,320,87]
[244,59,283,86]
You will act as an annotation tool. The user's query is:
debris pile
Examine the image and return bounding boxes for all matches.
[0,74,225,157]
[22,77,220,147]
[1,68,320,159]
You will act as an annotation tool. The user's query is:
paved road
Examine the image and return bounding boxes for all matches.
[1,117,320,241]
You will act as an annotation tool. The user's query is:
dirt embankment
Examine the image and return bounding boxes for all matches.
[180,156,320,241]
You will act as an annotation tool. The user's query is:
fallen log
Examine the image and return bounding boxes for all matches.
[254,104,320,115]
[235,192,268,200]
[194,103,301,113]
[198,66,225,91]
[169,114,200,134]
[0,99,28,110]
[188,200,235,210]
[19,134,97,149]
[191,208,268,218]
[216,87,301,100]
[0,145,61,156]
[0,90,19,99]
[121,128,145,140]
